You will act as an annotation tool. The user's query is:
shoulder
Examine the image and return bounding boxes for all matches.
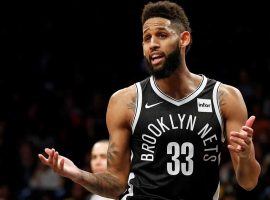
[220,83,241,96]
[219,83,244,103]
[107,84,137,127]
[109,84,137,109]
[110,84,137,101]
[218,83,247,119]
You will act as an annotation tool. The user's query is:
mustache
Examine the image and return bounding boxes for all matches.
[144,45,181,79]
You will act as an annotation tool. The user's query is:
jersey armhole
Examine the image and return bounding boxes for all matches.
[213,82,225,142]
[131,83,142,133]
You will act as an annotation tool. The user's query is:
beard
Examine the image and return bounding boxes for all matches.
[145,45,181,79]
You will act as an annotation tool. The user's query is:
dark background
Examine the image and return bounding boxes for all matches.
[0,0,270,199]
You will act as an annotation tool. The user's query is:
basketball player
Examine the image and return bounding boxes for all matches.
[39,1,261,199]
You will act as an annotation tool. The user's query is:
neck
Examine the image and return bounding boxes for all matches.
[154,61,202,100]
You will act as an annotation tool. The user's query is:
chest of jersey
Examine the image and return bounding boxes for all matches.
[122,76,224,200]
[131,76,223,174]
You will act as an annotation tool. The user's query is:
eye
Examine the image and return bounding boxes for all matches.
[143,34,151,43]
[157,32,168,39]
[91,155,97,160]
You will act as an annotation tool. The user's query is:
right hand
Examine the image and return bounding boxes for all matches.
[38,148,80,181]
[227,116,255,159]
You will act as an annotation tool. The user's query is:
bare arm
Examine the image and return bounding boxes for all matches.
[219,84,261,190]
[77,86,136,196]
[39,85,136,198]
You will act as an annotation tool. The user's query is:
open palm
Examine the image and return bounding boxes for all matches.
[38,148,80,181]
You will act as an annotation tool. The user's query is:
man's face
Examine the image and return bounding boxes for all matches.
[90,142,108,173]
[142,17,181,79]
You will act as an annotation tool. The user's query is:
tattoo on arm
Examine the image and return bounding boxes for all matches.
[89,172,123,198]
[127,94,137,112]
[218,88,226,108]
[107,142,119,168]
[78,143,124,198]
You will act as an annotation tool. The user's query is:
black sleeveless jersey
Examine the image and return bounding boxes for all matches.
[120,75,225,200]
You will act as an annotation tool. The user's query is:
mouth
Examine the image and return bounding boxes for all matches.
[150,53,165,66]
[92,167,105,173]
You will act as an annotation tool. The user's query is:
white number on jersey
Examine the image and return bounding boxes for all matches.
[167,142,194,176]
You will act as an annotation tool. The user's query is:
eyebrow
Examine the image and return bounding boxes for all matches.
[143,26,168,34]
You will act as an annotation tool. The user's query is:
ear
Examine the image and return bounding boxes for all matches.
[179,31,191,48]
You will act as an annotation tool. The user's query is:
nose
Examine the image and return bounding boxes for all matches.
[149,36,160,51]
[95,157,102,165]
[92,159,101,170]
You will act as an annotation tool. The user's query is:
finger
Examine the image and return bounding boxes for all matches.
[49,149,55,164]
[242,126,253,137]
[60,159,64,171]
[230,136,247,148]
[228,144,241,153]
[230,132,251,144]
[45,148,52,155]
[245,115,255,128]
[229,144,245,152]
[236,145,245,151]
[38,154,49,165]
[231,131,246,139]
[53,151,59,170]
[45,148,53,160]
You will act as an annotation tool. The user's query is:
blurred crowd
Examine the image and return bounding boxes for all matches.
[0,79,110,199]
[0,66,269,200]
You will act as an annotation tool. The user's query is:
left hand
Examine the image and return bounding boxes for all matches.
[228,116,255,159]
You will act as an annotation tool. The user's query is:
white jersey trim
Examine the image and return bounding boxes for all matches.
[213,82,225,142]
[121,173,135,200]
[131,83,142,133]
[150,75,207,106]
[130,150,133,163]
[212,182,220,200]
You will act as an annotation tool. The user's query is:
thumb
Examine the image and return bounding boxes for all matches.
[245,115,256,128]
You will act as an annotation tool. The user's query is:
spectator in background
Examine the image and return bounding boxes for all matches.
[88,140,114,200]
[64,140,113,200]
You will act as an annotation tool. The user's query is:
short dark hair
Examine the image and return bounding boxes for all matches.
[142,1,192,50]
